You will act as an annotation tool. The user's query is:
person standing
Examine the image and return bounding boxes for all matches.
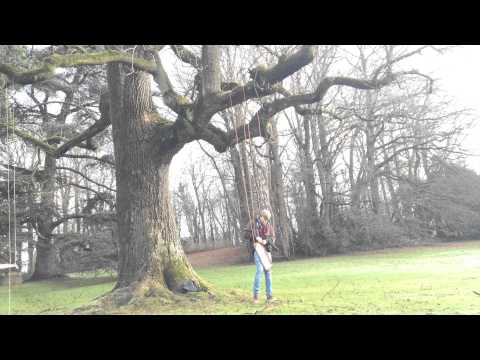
[251,209,275,304]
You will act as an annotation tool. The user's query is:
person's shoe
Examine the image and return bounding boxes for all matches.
[266,295,274,302]
[253,295,259,304]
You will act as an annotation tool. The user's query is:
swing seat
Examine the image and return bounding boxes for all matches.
[0,264,18,271]
[0,267,23,286]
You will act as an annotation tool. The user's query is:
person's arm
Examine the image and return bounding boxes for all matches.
[266,224,275,243]
[255,236,267,245]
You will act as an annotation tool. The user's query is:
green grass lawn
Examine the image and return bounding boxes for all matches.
[3,241,480,314]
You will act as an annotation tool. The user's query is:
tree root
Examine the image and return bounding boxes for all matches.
[71,276,215,314]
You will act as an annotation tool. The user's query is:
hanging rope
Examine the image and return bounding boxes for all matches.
[251,73,276,226]
[251,75,268,210]
[228,64,280,255]
[6,84,12,315]
[253,74,271,204]
[12,85,17,272]
[265,97,277,246]
[3,81,18,315]
[241,86,258,217]
[228,91,254,242]
[248,138,261,211]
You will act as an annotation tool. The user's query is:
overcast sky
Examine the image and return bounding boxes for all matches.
[411,46,480,171]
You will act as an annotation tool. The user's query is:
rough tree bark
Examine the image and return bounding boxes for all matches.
[300,113,323,254]
[226,105,254,248]
[310,110,335,227]
[365,92,381,215]
[60,171,71,234]
[268,120,291,258]
[382,138,401,222]
[74,172,81,233]
[106,64,206,302]
[30,155,63,280]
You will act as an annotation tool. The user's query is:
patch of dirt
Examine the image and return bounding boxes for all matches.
[187,246,250,268]
[186,241,480,269]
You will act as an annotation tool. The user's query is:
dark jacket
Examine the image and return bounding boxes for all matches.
[254,217,274,241]
[244,217,275,257]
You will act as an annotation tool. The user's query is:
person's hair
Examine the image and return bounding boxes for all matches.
[260,209,271,221]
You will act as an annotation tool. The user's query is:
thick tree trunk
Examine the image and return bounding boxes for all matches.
[30,155,63,280]
[358,53,381,215]
[74,179,81,233]
[26,222,35,278]
[230,147,250,235]
[301,113,323,254]
[421,150,430,180]
[61,178,71,234]
[349,129,360,210]
[225,105,253,245]
[380,176,391,218]
[268,121,291,258]
[31,70,78,280]
[382,140,401,222]
[31,242,62,279]
[365,112,380,214]
[240,142,255,215]
[224,106,255,253]
[115,157,202,292]
[311,112,335,227]
[16,236,22,273]
[106,65,206,301]
[27,243,35,278]
[239,141,256,259]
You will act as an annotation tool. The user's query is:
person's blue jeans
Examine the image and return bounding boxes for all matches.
[253,251,272,298]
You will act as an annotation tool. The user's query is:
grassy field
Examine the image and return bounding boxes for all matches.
[2,241,480,314]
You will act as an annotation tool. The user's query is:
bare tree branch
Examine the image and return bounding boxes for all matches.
[201,46,222,98]
[149,50,192,114]
[53,92,111,156]
[56,166,116,193]
[60,153,115,166]
[170,45,201,69]
[206,71,421,152]
[216,45,315,111]
[50,211,116,230]
[0,50,157,86]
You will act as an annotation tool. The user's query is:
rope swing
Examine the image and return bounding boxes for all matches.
[228,67,275,253]
[1,84,18,315]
